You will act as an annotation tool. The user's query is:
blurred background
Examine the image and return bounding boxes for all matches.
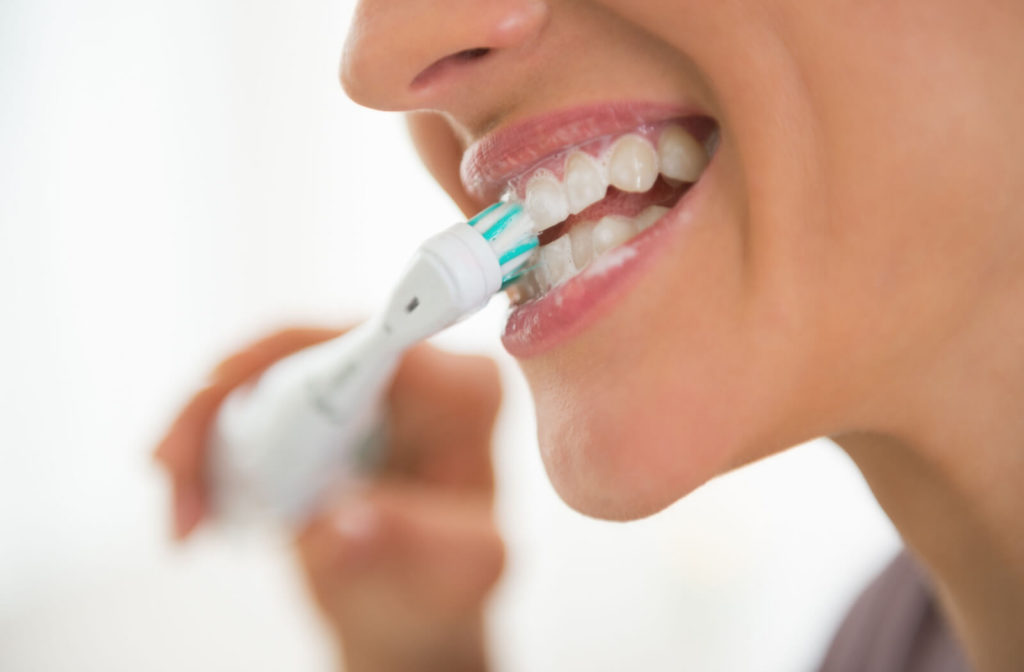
[0,1,901,670]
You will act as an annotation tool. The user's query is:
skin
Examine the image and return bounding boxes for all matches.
[158,1,1024,670]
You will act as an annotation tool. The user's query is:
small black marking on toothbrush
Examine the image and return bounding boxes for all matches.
[405,297,420,313]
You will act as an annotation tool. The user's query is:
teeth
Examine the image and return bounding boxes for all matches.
[539,235,576,287]
[507,122,714,302]
[512,205,672,301]
[657,125,708,183]
[563,151,608,214]
[524,171,570,230]
[518,125,706,233]
[592,215,637,256]
[508,268,543,303]
[569,220,595,269]
[635,205,670,232]
[607,134,659,193]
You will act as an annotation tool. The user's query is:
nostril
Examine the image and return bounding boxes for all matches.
[410,47,493,90]
[453,47,491,61]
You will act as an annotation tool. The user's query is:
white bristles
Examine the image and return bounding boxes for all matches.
[466,201,539,287]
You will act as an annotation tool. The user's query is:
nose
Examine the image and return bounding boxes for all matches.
[341,0,549,112]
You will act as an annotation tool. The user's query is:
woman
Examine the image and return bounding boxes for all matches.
[156,1,1024,669]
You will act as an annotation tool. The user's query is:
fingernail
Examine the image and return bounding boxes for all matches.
[334,499,378,543]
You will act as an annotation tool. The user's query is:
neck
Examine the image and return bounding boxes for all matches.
[834,284,1024,672]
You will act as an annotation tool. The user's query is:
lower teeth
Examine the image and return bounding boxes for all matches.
[511,204,670,302]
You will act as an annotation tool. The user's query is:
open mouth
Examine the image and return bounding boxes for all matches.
[501,117,718,304]
[459,103,720,354]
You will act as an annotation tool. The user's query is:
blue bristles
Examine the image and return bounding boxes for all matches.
[467,201,538,288]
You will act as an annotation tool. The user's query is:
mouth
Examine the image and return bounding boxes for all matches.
[460,102,719,356]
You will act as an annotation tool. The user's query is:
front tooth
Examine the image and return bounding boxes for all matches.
[540,235,577,286]
[657,125,708,182]
[592,215,636,256]
[524,171,570,230]
[635,205,670,232]
[564,151,607,214]
[569,220,596,269]
[607,134,659,193]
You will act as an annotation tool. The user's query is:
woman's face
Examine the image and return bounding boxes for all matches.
[343,0,1024,519]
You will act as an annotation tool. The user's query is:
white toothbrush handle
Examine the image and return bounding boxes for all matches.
[208,222,507,528]
[209,322,400,526]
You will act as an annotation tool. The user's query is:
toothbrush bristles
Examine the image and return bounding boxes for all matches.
[469,201,539,283]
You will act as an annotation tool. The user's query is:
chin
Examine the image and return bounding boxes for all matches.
[533,398,732,522]
[522,345,749,522]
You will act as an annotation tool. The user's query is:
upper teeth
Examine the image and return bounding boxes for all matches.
[608,134,659,193]
[658,125,707,182]
[519,124,709,233]
[524,170,570,230]
[564,151,607,214]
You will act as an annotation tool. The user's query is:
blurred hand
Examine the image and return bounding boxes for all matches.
[155,327,505,671]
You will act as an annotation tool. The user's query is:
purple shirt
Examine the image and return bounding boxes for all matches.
[818,551,971,672]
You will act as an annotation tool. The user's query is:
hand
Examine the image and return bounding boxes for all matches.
[155,327,505,671]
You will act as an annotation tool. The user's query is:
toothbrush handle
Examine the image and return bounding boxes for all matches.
[207,221,505,528]
[208,324,400,526]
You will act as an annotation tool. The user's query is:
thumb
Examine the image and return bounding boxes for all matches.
[296,483,505,617]
[386,346,503,490]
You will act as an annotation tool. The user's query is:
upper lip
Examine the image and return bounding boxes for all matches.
[459,101,700,204]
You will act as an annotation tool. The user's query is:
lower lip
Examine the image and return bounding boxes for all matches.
[501,156,717,358]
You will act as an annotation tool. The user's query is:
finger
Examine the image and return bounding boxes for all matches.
[296,483,503,614]
[171,474,206,540]
[371,485,503,610]
[154,326,346,536]
[152,380,231,540]
[153,378,235,477]
[297,492,382,581]
[210,326,342,382]
[386,346,502,490]
[155,326,343,475]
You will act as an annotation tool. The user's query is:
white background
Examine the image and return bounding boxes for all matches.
[0,1,900,670]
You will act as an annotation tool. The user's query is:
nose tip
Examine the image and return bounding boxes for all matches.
[341,0,548,111]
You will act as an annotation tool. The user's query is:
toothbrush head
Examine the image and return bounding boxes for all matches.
[377,201,539,345]
[466,201,539,289]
